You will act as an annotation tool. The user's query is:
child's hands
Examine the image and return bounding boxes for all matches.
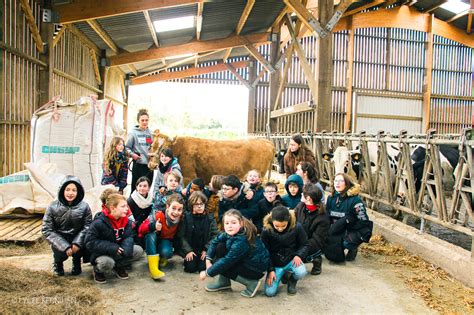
[117,247,124,255]
[199,271,206,281]
[185,251,196,261]
[155,218,162,231]
[266,271,276,286]
[292,256,303,267]
[159,187,166,195]
[71,244,80,254]
[200,251,206,260]
[245,190,254,200]
[181,187,188,196]
[66,247,73,257]
[132,153,140,161]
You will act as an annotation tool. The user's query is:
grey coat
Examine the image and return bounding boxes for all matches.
[42,176,92,252]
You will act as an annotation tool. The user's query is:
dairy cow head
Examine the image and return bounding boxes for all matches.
[322,146,361,179]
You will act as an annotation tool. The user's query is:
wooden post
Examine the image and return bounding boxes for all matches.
[268,28,281,133]
[344,16,354,132]
[247,57,257,133]
[422,14,434,132]
[38,22,53,106]
[315,0,333,132]
[98,50,107,99]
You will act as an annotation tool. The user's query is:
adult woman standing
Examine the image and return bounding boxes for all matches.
[126,109,153,193]
[283,134,316,178]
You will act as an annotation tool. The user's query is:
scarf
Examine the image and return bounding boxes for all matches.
[130,190,153,209]
[306,204,318,213]
[102,205,129,242]
[159,159,174,174]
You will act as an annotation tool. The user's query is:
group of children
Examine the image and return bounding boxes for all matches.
[42,134,372,297]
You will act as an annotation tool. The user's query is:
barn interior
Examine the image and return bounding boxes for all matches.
[0,0,473,298]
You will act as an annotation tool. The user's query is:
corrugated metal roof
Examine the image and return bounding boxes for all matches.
[241,0,287,34]
[74,22,108,50]
[200,1,247,40]
[97,12,154,51]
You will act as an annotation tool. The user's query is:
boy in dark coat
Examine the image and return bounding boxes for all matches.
[42,175,92,276]
[218,175,258,224]
[85,193,143,283]
[255,182,283,233]
[281,174,304,209]
[294,184,330,275]
[261,206,308,296]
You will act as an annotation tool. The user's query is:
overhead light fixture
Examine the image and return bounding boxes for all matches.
[153,16,195,33]
[440,0,470,14]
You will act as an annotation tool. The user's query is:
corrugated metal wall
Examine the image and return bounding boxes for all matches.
[0,0,42,177]
[430,36,473,133]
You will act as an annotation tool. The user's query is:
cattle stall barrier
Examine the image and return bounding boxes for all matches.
[252,129,474,255]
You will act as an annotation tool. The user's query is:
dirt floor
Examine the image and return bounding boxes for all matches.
[1,236,472,314]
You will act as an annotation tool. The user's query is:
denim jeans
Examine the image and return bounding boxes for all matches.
[264,260,307,297]
[144,232,174,259]
[94,245,143,272]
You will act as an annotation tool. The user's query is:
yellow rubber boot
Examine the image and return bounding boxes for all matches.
[147,255,165,279]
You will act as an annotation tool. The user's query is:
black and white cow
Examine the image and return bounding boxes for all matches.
[276,148,287,174]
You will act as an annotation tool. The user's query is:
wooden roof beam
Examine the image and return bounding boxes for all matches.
[445,9,471,23]
[225,63,251,89]
[343,0,385,17]
[468,12,473,34]
[68,25,101,55]
[55,0,204,24]
[87,20,119,54]
[423,0,447,13]
[196,2,204,40]
[132,60,249,85]
[224,0,255,62]
[283,0,328,37]
[90,50,102,84]
[144,10,160,47]
[19,0,43,53]
[52,25,68,48]
[325,0,354,32]
[110,32,271,66]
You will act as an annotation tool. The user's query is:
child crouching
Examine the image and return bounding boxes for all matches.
[202,209,270,298]
[139,193,185,279]
[85,193,143,283]
[261,206,308,296]
[177,191,219,274]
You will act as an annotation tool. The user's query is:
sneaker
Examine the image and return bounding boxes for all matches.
[114,267,129,280]
[53,262,65,276]
[345,248,358,261]
[93,270,107,284]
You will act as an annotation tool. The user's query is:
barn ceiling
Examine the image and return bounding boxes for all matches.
[51,0,473,77]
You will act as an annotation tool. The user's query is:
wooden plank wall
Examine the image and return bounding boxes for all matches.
[51,27,100,102]
[0,0,42,177]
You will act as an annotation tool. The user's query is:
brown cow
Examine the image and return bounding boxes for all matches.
[148,132,275,185]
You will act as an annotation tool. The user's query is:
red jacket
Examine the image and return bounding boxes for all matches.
[138,210,180,240]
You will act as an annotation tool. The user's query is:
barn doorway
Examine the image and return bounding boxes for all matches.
[128,82,249,139]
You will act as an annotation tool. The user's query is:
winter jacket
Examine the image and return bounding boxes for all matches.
[152,187,182,211]
[138,209,182,240]
[218,185,258,222]
[206,231,270,277]
[125,125,152,165]
[281,174,304,209]
[42,176,92,252]
[85,212,134,264]
[326,184,372,245]
[260,211,308,271]
[284,147,316,178]
[255,195,283,233]
[294,202,330,255]
[176,212,219,256]
[101,152,129,190]
[152,157,183,194]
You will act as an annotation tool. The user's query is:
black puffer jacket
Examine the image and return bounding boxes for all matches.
[85,212,134,264]
[260,211,308,271]
[294,202,330,255]
[42,176,92,252]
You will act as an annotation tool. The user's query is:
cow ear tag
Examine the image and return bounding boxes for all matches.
[353,154,360,161]
[323,154,329,160]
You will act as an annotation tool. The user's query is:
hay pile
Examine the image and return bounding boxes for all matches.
[361,235,474,314]
[0,264,103,314]
[0,241,49,257]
